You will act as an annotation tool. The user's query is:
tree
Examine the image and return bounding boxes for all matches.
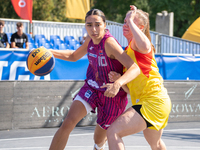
[0,1,19,19]
[32,0,84,23]
[92,0,200,37]
[0,0,199,37]
[32,0,54,21]
[92,0,149,23]
[148,0,200,37]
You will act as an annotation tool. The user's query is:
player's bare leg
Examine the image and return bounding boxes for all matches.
[143,128,166,150]
[49,100,87,150]
[107,107,146,150]
[93,124,107,150]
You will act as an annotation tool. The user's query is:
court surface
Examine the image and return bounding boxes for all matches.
[0,122,200,150]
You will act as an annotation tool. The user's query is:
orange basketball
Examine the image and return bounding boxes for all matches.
[26,47,55,76]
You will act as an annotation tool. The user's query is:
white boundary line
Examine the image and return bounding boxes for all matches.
[164,128,200,132]
[0,133,93,142]
[0,136,53,142]
[1,128,200,142]
[0,147,48,150]
[0,128,200,150]
[0,146,200,150]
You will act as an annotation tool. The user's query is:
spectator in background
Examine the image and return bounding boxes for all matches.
[0,20,10,48]
[80,27,87,44]
[11,22,29,49]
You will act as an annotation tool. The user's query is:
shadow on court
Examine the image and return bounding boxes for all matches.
[0,122,200,150]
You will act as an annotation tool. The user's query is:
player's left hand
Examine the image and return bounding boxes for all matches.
[125,5,137,24]
[100,83,121,98]
[130,5,137,11]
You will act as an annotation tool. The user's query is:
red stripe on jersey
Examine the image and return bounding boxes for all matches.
[134,49,153,78]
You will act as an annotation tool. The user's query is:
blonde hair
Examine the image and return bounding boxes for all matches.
[135,9,155,53]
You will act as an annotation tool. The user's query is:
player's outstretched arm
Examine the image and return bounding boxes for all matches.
[49,36,91,62]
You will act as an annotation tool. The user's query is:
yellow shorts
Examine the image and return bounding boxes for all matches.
[136,93,171,131]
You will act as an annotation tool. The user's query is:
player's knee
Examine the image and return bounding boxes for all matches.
[94,137,106,146]
[93,131,107,145]
[107,125,119,139]
[60,117,77,131]
[150,140,164,150]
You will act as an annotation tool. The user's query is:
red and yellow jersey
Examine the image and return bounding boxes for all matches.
[124,43,165,105]
[124,43,171,130]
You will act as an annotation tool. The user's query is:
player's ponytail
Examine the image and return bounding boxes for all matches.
[137,10,155,53]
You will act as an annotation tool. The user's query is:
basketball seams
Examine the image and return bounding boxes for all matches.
[27,47,55,76]
[34,56,55,76]
[28,49,43,73]
[29,49,47,72]
[35,66,54,76]
[33,52,52,73]
[26,49,34,69]
[34,52,53,74]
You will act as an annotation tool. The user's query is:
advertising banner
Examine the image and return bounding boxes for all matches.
[0,50,88,80]
[0,50,200,80]
[155,55,200,80]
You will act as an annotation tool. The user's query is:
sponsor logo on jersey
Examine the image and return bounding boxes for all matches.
[99,50,103,55]
[89,46,94,50]
[85,90,92,98]
[87,79,99,88]
[88,52,97,58]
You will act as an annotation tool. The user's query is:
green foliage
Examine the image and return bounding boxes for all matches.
[148,0,200,37]
[92,0,200,37]
[0,0,82,23]
[92,0,131,23]
[32,0,84,23]
[0,1,19,19]
[32,0,54,21]
[92,0,149,23]
[0,0,199,37]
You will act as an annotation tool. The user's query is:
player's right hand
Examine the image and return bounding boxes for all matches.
[108,71,121,82]
[100,82,121,98]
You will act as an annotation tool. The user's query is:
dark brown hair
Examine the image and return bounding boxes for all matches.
[0,20,5,26]
[16,22,23,27]
[85,9,106,23]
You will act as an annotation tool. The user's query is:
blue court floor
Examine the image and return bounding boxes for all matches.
[0,122,200,150]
